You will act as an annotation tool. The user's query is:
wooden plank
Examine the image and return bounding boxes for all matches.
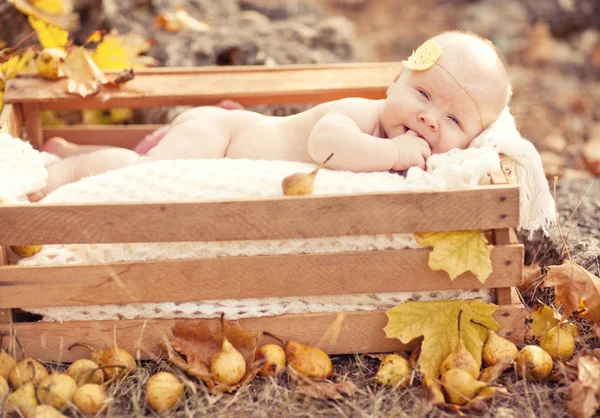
[0,246,13,323]
[43,125,163,150]
[0,245,524,309]
[22,103,43,149]
[0,103,23,137]
[0,185,520,245]
[0,306,525,361]
[4,64,399,110]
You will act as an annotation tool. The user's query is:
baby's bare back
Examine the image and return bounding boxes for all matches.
[145,98,383,165]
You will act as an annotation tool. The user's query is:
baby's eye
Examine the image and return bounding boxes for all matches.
[418,89,430,100]
[448,115,461,126]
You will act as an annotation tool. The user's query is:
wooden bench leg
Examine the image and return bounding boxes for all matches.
[22,104,43,150]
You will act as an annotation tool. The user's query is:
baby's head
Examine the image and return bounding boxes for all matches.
[381,31,511,154]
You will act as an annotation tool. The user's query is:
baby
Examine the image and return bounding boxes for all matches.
[37,31,511,198]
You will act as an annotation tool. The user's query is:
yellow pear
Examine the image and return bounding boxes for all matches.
[0,348,16,379]
[145,372,184,413]
[8,357,49,389]
[0,375,8,403]
[36,373,78,411]
[539,325,575,360]
[472,320,518,366]
[439,310,479,378]
[255,344,286,377]
[210,338,246,386]
[6,382,39,415]
[281,153,334,195]
[441,368,487,406]
[9,245,43,257]
[68,343,136,382]
[516,345,553,381]
[30,405,68,418]
[66,359,104,386]
[375,354,411,388]
[36,48,67,80]
[73,383,107,415]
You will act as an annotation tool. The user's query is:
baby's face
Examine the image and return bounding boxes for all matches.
[380,33,510,154]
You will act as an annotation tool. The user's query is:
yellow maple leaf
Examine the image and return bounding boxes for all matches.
[415,231,493,283]
[530,303,579,339]
[28,16,69,49]
[8,0,78,31]
[92,33,132,69]
[58,46,107,97]
[384,299,499,377]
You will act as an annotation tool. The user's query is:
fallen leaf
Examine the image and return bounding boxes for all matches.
[7,0,79,31]
[582,137,600,176]
[529,303,580,339]
[33,0,72,14]
[423,375,446,406]
[462,386,509,412]
[105,68,134,87]
[546,261,600,335]
[0,50,35,84]
[92,32,132,69]
[521,263,543,290]
[414,231,492,283]
[28,16,69,49]
[85,30,106,45]
[478,357,513,384]
[163,319,260,392]
[297,380,357,400]
[155,7,210,33]
[58,46,107,97]
[567,356,600,418]
[384,300,499,377]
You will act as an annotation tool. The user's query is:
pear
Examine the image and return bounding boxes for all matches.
[36,373,78,411]
[255,344,286,377]
[6,382,39,415]
[36,48,67,80]
[472,320,518,366]
[8,357,49,389]
[375,354,411,388]
[0,375,8,403]
[439,310,479,378]
[68,343,136,382]
[145,372,184,413]
[30,405,68,418]
[263,332,332,380]
[539,325,575,360]
[441,368,487,406]
[0,348,16,379]
[66,359,104,386]
[73,383,107,415]
[9,245,43,257]
[516,345,553,381]
[281,153,334,195]
[210,338,247,386]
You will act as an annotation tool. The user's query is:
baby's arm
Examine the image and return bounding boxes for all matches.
[307,100,429,172]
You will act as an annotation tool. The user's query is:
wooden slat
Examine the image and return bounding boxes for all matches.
[0,245,523,309]
[43,125,163,149]
[0,103,23,137]
[0,246,13,323]
[4,64,399,110]
[0,185,519,245]
[22,103,43,149]
[0,305,525,361]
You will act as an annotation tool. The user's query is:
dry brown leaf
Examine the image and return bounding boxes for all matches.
[423,375,445,407]
[478,357,513,384]
[566,355,600,418]
[105,68,135,87]
[520,263,543,291]
[297,380,357,400]
[58,46,107,97]
[462,386,509,412]
[546,261,600,334]
[7,0,79,31]
[582,137,600,176]
[163,319,260,392]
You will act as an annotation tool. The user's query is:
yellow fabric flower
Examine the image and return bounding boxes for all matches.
[405,40,442,71]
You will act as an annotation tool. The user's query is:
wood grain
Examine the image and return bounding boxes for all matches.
[43,125,164,149]
[0,185,519,245]
[0,306,525,361]
[0,245,523,309]
[0,103,23,137]
[4,64,399,110]
[0,246,13,323]
[22,103,43,149]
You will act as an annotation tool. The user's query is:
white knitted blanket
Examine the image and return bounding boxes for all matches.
[0,107,554,322]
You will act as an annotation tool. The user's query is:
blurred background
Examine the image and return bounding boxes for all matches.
[1,0,599,178]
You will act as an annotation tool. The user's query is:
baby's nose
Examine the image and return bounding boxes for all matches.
[418,112,439,132]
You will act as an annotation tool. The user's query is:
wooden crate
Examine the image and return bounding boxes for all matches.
[0,63,525,362]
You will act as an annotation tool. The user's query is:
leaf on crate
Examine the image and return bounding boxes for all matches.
[155,7,210,33]
[92,32,132,69]
[28,16,69,49]
[566,356,600,418]
[163,319,260,392]
[546,261,600,336]
[7,0,79,31]
[384,300,499,377]
[58,46,107,97]
[0,50,35,83]
[297,380,357,400]
[105,68,135,87]
[414,231,493,283]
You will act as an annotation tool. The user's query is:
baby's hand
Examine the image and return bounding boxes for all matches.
[390,130,432,171]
